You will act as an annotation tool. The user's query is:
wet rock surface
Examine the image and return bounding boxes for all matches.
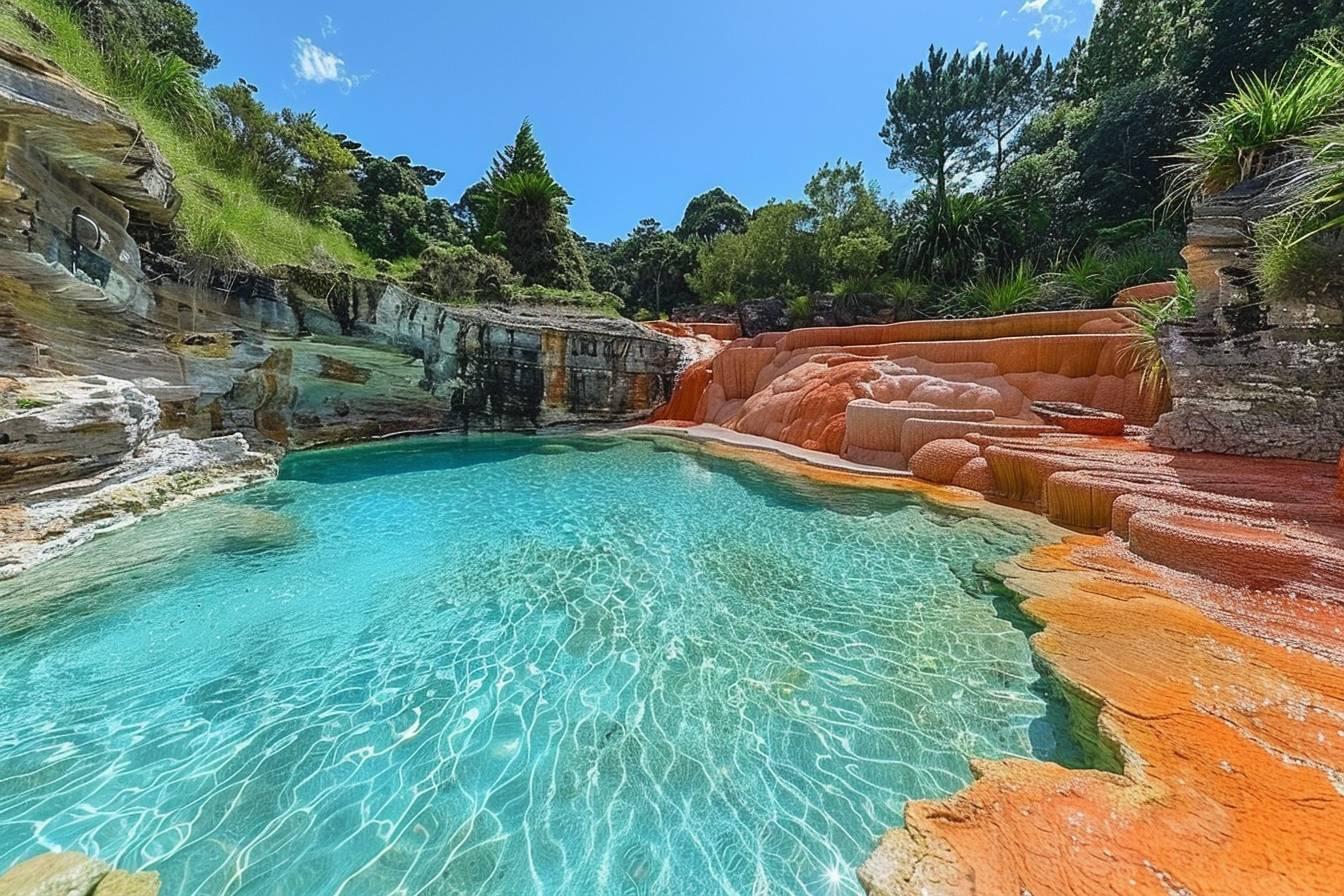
[0,852,159,896]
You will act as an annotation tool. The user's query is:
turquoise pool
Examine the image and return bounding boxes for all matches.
[0,435,1074,894]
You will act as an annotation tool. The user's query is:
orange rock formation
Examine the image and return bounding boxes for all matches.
[647,310,1344,895]
[652,309,1164,467]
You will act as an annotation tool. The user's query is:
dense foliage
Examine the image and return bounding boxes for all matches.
[6,0,1343,318]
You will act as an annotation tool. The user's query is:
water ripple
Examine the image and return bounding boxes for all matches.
[0,436,1072,894]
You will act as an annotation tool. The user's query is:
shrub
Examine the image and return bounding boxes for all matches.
[410,244,519,303]
[503,286,622,314]
[1170,47,1344,203]
[1041,234,1182,308]
[953,262,1039,316]
[1252,212,1344,302]
[787,294,815,323]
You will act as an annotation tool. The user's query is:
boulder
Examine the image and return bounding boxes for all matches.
[0,375,158,489]
[0,852,109,896]
[90,871,159,896]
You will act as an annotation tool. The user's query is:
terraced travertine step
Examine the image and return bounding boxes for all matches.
[900,418,1061,463]
[840,400,996,468]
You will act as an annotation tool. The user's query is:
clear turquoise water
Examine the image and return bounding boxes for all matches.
[0,435,1073,895]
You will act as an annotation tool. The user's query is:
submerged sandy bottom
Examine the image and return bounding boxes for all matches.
[0,435,1077,895]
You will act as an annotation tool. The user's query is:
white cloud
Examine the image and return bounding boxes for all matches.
[321,15,337,38]
[969,41,989,59]
[1019,0,1047,12]
[1093,0,1104,10]
[292,37,364,90]
[1029,26,1043,40]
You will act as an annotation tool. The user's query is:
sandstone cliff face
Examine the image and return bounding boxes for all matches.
[1154,174,1344,461]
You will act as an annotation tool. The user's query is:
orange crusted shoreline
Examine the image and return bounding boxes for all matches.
[639,425,1344,896]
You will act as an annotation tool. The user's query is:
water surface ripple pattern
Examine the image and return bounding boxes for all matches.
[0,436,1072,895]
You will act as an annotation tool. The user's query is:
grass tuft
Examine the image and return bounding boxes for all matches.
[953,261,1039,316]
[1169,45,1344,206]
[0,0,373,273]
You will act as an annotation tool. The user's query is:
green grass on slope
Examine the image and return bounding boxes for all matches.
[0,0,374,272]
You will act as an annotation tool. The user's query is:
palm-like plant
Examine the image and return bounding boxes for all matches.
[1169,48,1344,205]
[1121,271,1197,396]
[493,170,571,218]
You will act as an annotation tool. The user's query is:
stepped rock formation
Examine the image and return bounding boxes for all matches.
[1155,172,1344,460]
[653,307,1160,468]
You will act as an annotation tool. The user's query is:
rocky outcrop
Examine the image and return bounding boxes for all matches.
[0,852,159,896]
[0,374,274,577]
[0,40,173,312]
[140,269,683,447]
[1153,173,1344,461]
[0,374,156,486]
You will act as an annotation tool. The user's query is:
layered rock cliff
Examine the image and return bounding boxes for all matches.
[0,38,683,572]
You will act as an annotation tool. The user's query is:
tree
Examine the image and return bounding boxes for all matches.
[622,220,697,315]
[689,202,820,301]
[278,109,359,216]
[492,169,589,288]
[1080,0,1344,107]
[584,221,698,315]
[71,0,220,71]
[1073,75,1193,227]
[676,188,749,240]
[881,46,985,209]
[462,118,571,247]
[804,160,894,287]
[335,155,464,260]
[488,118,552,182]
[972,46,1053,190]
[454,119,590,290]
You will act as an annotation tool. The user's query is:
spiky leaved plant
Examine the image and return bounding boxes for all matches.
[1168,47,1344,210]
[953,261,1038,317]
[1122,271,1197,398]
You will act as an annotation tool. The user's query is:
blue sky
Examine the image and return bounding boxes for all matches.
[195,1,1098,242]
